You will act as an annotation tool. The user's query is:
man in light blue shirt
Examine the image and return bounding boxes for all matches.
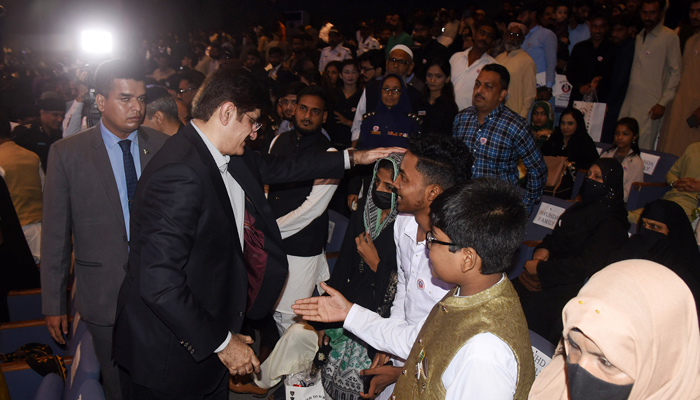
[519,2,558,92]
[568,0,592,53]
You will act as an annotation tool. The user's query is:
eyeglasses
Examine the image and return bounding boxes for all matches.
[245,112,263,132]
[381,87,402,95]
[178,87,197,94]
[388,58,412,66]
[360,66,376,73]
[508,32,524,38]
[426,231,458,252]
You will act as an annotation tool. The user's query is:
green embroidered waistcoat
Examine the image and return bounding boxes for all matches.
[391,276,535,400]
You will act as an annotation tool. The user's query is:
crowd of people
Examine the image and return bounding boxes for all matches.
[1,0,700,399]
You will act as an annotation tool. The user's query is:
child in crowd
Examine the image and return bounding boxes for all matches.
[293,178,535,400]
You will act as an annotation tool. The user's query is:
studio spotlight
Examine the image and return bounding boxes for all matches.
[81,30,113,54]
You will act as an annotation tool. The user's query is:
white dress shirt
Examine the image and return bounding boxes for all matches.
[319,44,352,72]
[344,214,454,360]
[191,120,245,353]
[450,48,498,111]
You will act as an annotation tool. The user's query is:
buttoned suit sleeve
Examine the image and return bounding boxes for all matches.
[136,163,229,360]
[40,143,73,316]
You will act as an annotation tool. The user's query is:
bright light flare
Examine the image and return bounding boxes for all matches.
[81,30,113,54]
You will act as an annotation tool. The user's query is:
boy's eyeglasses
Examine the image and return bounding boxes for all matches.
[426,231,459,252]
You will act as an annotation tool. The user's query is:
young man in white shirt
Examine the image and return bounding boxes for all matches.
[294,134,475,399]
[295,178,536,400]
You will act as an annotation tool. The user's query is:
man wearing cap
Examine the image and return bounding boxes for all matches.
[41,60,169,400]
[350,45,425,147]
[450,19,499,111]
[13,97,65,171]
[319,28,352,72]
[495,23,537,118]
[142,85,183,136]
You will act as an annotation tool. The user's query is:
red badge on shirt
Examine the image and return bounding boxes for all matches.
[480,137,488,145]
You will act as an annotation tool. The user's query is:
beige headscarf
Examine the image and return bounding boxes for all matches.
[529,260,700,400]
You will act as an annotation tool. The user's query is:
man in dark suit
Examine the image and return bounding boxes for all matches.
[114,67,403,399]
[41,60,169,400]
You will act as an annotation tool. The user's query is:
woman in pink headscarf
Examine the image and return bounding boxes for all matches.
[529,260,700,400]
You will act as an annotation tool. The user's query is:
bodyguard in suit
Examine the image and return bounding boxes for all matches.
[41,60,169,400]
[113,67,403,399]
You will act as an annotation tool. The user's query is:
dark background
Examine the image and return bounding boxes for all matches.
[0,0,491,55]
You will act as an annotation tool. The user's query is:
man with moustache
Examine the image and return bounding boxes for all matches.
[453,64,546,214]
[450,20,499,111]
[410,15,450,82]
[267,86,340,333]
[619,0,681,150]
[495,22,537,118]
[113,67,401,399]
[41,60,169,400]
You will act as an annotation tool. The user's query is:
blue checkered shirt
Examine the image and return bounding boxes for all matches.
[453,103,547,214]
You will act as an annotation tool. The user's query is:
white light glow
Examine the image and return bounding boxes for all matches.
[81,31,113,54]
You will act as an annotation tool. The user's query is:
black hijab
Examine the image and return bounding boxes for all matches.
[548,158,629,256]
[614,199,700,318]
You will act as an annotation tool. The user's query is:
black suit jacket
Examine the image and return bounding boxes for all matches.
[114,123,345,395]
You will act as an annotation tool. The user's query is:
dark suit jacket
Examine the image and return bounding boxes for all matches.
[114,123,345,395]
[40,125,168,326]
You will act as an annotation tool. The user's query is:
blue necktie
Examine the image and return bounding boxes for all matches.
[118,140,138,210]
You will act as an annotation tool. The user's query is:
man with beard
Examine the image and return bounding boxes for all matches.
[450,20,498,111]
[658,0,700,156]
[284,34,315,75]
[619,0,681,150]
[277,81,306,135]
[568,0,592,53]
[495,23,537,118]
[267,86,340,334]
[565,13,616,107]
[358,50,385,84]
[410,15,450,82]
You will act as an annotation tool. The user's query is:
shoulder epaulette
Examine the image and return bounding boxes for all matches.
[363,112,376,120]
[407,113,423,124]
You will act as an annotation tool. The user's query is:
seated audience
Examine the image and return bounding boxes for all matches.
[294,178,536,400]
[613,199,700,320]
[420,58,458,136]
[322,60,342,103]
[599,117,644,202]
[515,158,630,343]
[541,107,599,198]
[359,74,420,150]
[529,260,700,400]
[12,97,65,172]
[629,142,700,222]
[529,101,554,148]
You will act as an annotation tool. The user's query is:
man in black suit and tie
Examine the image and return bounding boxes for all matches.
[114,67,403,399]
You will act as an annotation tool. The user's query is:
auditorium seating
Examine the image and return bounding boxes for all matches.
[326,209,349,276]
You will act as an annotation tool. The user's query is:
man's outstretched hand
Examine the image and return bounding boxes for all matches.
[354,148,406,166]
[292,282,353,323]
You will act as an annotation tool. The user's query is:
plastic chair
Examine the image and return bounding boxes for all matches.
[639,149,678,183]
[33,373,64,400]
[594,142,613,155]
[626,182,672,212]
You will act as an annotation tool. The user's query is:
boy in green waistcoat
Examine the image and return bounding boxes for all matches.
[293,178,535,400]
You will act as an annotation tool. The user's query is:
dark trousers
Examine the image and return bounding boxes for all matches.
[120,367,228,400]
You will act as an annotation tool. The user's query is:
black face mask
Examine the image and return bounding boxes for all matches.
[372,187,394,210]
[579,178,608,202]
[567,361,633,400]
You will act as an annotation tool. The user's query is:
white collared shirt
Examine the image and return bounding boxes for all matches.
[344,214,454,360]
[450,48,498,111]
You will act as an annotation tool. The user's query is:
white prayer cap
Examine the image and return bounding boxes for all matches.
[508,22,529,36]
[389,44,413,60]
